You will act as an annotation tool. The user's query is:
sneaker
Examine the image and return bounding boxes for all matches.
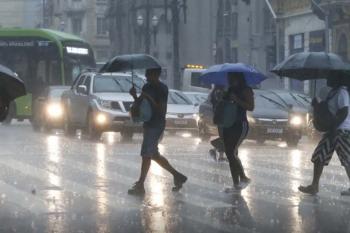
[298,185,319,195]
[209,149,217,161]
[128,182,145,195]
[341,188,350,196]
[172,174,187,192]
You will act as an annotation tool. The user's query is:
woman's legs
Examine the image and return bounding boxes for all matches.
[223,122,248,185]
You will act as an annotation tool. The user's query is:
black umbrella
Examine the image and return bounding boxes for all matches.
[271,52,350,80]
[0,64,26,102]
[99,54,161,73]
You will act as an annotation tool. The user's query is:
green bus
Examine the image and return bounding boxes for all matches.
[0,28,96,123]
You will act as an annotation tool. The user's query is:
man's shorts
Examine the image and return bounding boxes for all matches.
[312,130,350,167]
[141,126,164,157]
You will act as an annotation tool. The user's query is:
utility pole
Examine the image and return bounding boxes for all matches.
[171,0,181,89]
[145,0,151,54]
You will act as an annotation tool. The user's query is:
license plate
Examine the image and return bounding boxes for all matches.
[267,128,283,134]
[174,119,188,125]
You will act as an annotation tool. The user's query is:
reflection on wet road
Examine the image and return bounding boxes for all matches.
[0,125,349,233]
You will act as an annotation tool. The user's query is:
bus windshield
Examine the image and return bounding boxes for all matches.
[63,42,95,84]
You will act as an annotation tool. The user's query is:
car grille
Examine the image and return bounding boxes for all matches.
[123,102,133,111]
[111,101,120,110]
[257,119,288,127]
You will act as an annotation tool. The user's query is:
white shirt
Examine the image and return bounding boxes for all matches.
[327,86,350,130]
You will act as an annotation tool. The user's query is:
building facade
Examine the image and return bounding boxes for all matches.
[107,0,217,88]
[215,0,282,89]
[49,0,111,62]
[0,0,42,28]
[269,0,328,95]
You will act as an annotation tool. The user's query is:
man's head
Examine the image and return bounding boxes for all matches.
[145,68,162,83]
[327,76,345,88]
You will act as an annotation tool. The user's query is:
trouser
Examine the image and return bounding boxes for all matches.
[210,127,225,153]
[223,121,249,184]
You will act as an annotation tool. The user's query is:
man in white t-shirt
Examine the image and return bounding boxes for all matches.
[299,76,350,196]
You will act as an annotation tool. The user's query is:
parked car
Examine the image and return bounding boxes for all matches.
[166,90,200,134]
[61,72,146,140]
[183,91,209,106]
[32,86,70,131]
[198,89,310,146]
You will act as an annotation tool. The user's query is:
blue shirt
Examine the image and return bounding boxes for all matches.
[142,82,168,128]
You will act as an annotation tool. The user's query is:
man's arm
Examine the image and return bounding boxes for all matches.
[334,107,348,129]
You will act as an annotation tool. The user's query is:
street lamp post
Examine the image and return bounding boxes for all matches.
[137,15,144,50]
[152,15,159,45]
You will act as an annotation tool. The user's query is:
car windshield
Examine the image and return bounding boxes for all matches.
[168,91,193,105]
[267,91,310,109]
[50,88,67,98]
[93,75,145,93]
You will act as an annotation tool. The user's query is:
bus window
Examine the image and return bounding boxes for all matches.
[49,61,60,85]
[190,72,210,88]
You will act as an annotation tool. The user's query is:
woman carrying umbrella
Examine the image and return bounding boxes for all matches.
[201,63,267,189]
[222,72,254,189]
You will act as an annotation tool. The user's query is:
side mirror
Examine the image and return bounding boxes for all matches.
[77,85,87,95]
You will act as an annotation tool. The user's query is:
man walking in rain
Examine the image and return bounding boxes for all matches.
[299,76,350,196]
[128,68,187,195]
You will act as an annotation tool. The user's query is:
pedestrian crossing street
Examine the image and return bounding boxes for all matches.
[0,126,350,233]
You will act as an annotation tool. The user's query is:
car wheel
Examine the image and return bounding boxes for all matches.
[168,130,176,136]
[287,137,299,147]
[198,124,210,141]
[2,102,15,125]
[64,112,75,136]
[88,113,101,140]
[120,130,133,141]
[256,138,265,145]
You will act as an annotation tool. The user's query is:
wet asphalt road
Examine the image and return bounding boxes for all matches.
[0,124,349,233]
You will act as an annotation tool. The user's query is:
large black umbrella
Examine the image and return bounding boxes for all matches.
[0,64,26,102]
[99,54,161,73]
[271,52,350,80]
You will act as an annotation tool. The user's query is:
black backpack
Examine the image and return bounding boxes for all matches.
[312,90,338,132]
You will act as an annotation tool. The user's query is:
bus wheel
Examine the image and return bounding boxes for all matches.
[2,102,16,125]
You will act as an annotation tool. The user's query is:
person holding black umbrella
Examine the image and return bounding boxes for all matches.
[128,68,187,195]
[299,76,350,196]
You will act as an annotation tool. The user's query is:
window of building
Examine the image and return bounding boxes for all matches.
[289,33,304,55]
[97,17,108,35]
[72,17,82,35]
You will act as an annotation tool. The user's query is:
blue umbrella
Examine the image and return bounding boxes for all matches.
[200,63,268,87]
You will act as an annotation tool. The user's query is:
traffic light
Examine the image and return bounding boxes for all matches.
[242,0,250,5]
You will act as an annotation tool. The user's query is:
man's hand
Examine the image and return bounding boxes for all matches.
[129,86,137,100]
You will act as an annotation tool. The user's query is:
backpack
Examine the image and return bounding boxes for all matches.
[130,98,152,123]
[312,90,338,132]
[213,100,238,128]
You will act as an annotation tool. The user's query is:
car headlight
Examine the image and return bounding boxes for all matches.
[46,103,63,118]
[95,113,107,125]
[290,115,303,126]
[97,99,112,109]
[247,116,256,124]
[193,113,200,122]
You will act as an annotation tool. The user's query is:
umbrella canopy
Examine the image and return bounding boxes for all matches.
[0,64,26,102]
[271,52,350,80]
[99,54,161,73]
[200,63,268,87]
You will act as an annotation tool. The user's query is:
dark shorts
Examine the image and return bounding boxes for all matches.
[312,130,350,167]
[141,126,164,157]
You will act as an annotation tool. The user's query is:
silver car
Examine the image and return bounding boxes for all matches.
[166,90,200,134]
[61,72,146,140]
